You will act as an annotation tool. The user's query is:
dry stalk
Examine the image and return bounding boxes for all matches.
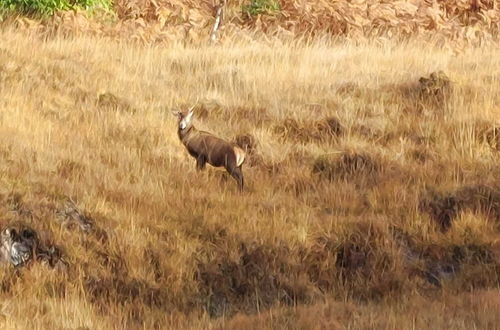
[210,1,224,43]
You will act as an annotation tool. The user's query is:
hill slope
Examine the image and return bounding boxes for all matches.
[0,13,499,330]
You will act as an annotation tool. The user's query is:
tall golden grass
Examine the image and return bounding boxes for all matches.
[0,20,499,329]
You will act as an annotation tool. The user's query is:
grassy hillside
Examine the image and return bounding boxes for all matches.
[0,15,499,330]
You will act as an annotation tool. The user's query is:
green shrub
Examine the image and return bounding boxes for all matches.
[242,0,280,18]
[0,0,112,17]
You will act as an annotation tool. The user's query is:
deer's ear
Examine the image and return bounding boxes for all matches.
[185,108,194,122]
[171,110,181,118]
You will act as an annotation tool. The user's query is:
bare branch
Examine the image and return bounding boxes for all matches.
[210,2,224,43]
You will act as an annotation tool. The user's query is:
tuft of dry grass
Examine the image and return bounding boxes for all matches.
[0,24,499,328]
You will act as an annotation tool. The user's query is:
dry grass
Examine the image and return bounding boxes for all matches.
[0,25,499,329]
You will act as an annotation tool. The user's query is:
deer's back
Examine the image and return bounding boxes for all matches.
[186,131,237,168]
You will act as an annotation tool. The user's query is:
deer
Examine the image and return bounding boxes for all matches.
[172,106,246,191]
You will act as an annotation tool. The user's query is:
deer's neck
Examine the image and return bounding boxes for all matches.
[178,125,197,146]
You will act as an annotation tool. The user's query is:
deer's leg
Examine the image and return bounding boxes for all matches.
[227,166,244,191]
[196,155,206,171]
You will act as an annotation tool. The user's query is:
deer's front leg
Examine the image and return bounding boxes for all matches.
[196,155,206,171]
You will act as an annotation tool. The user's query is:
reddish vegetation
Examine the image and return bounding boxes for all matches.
[9,0,500,46]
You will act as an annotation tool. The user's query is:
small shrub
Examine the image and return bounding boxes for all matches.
[242,0,280,18]
[384,71,452,115]
[0,0,111,17]
[418,71,451,98]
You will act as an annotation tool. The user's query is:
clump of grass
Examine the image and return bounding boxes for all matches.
[312,150,382,183]
[97,92,135,113]
[305,220,405,301]
[419,184,500,232]
[196,238,310,318]
[274,117,343,143]
[418,71,452,100]
[242,0,280,18]
[473,120,500,151]
[195,104,270,128]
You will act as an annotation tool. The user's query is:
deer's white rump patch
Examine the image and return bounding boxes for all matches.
[234,147,246,167]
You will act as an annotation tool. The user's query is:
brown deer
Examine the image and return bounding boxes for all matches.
[172,106,246,190]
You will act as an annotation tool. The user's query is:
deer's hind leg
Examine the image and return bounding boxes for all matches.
[227,166,244,191]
